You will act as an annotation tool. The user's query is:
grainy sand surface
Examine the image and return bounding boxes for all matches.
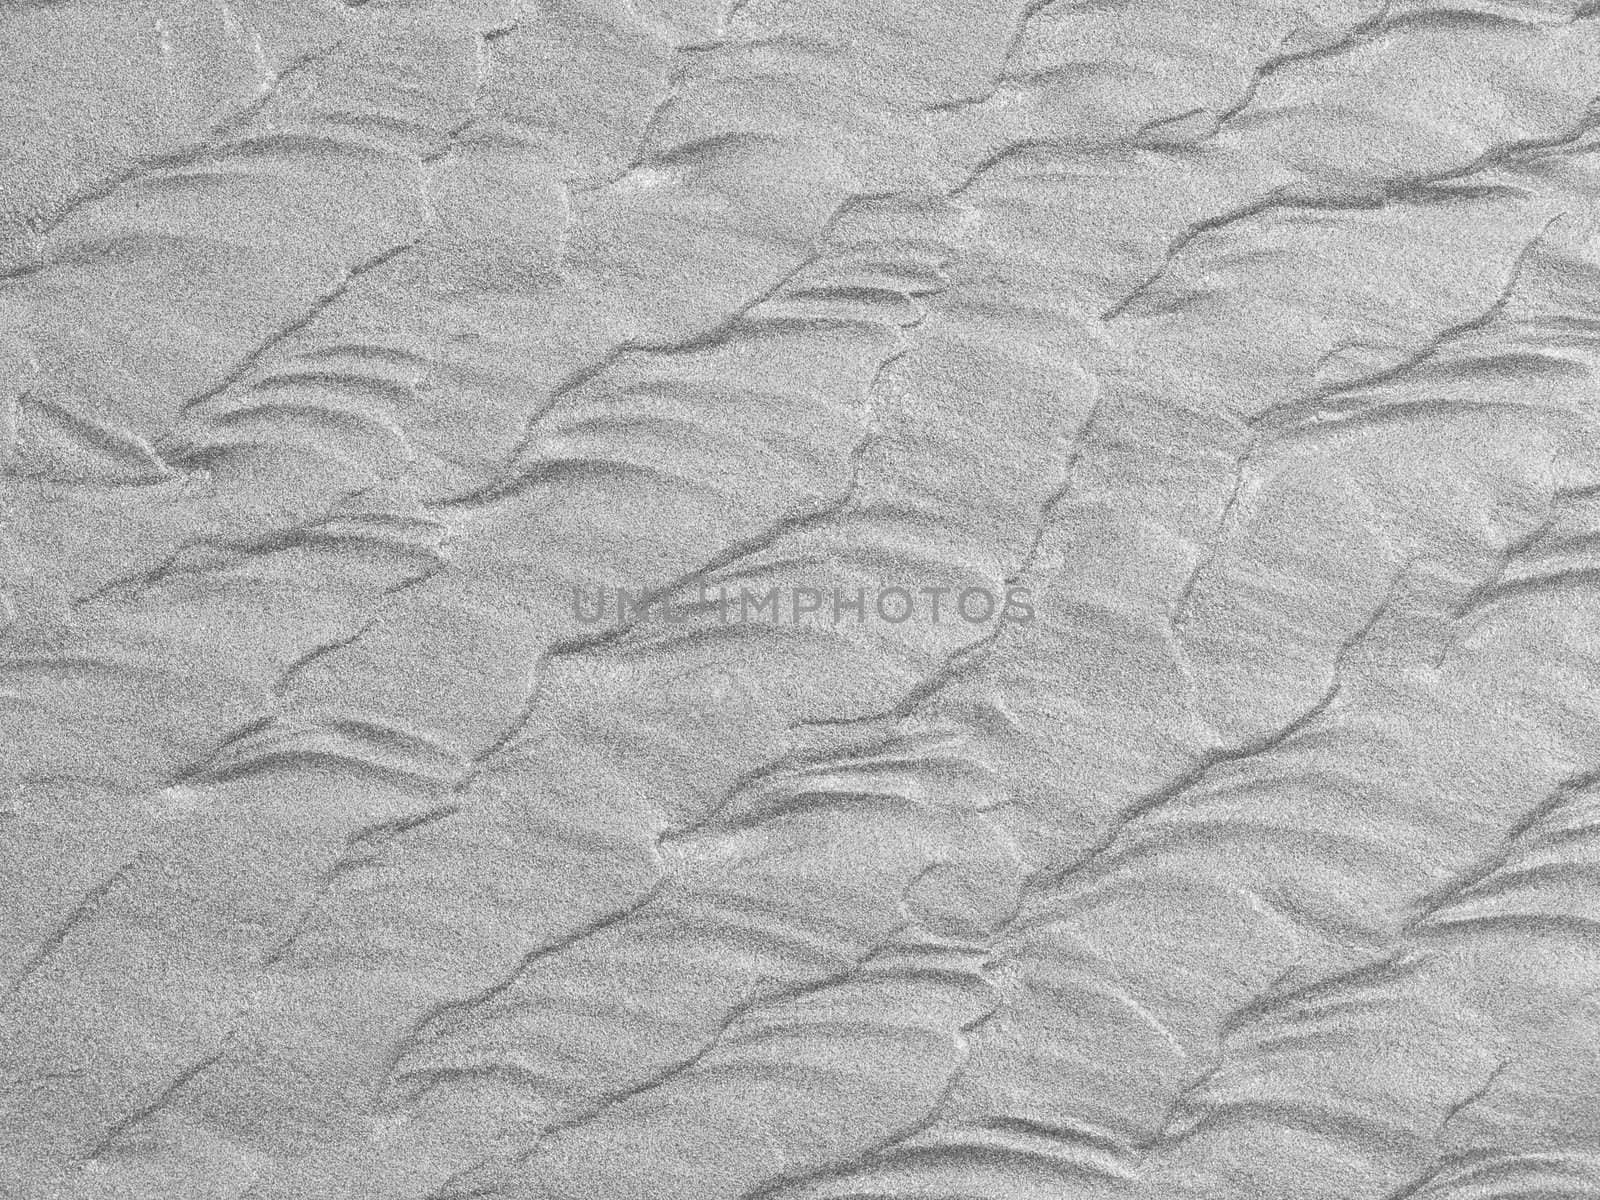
[4,1,1600,1197]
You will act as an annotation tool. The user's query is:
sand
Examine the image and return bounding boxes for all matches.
[4,1,1600,1197]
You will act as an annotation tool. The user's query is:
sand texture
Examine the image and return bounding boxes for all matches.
[4,1,1600,1197]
